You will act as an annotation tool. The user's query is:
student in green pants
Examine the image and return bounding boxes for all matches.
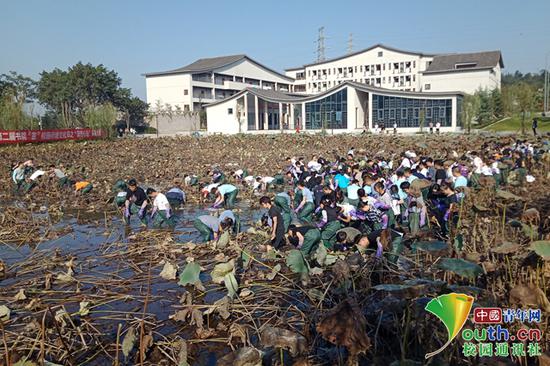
[193,213,233,242]
[123,178,149,226]
[294,181,315,224]
[211,184,239,209]
[274,191,292,232]
[287,225,321,256]
[146,188,176,228]
[12,162,25,192]
[49,165,69,188]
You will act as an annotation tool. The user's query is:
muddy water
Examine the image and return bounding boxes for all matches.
[0,200,265,365]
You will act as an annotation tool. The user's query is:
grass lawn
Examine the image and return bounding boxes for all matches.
[482,115,550,133]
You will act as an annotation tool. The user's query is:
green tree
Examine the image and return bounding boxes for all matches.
[37,68,74,127]
[462,93,480,134]
[37,63,146,131]
[490,88,503,118]
[476,89,492,125]
[513,82,536,135]
[0,72,38,130]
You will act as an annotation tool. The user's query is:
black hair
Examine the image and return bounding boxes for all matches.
[259,196,271,205]
[297,180,305,187]
[128,178,137,186]
[400,181,411,190]
[288,235,299,247]
[374,182,384,191]
[336,231,347,243]
[146,188,156,195]
[357,188,366,197]
[441,181,454,191]
[220,218,233,230]
[358,201,370,209]
[288,224,297,233]
[389,185,399,194]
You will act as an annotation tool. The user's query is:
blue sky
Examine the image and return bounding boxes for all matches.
[1,0,549,101]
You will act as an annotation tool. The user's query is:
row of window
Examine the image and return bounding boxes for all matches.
[372,94,453,127]
[191,73,290,90]
[309,74,416,89]
[308,60,420,79]
[304,89,348,129]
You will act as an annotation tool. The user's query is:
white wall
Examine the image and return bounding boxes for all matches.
[206,98,242,134]
[217,59,293,85]
[421,68,501,94]
[303,46,433,94]
[146,74,192,110]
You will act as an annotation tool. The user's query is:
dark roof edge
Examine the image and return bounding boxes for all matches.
[289,44,435,70]
[420,66,497,75]
[205,81,463,108]
[144,56,295,81]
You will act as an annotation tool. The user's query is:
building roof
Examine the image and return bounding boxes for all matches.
[285,44,436,71]
[422,51,503,74]
[144,54,294,81]
[205,81,463,109]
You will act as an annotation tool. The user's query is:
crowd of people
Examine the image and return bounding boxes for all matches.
[11,138,546,254]
[11,159,92,195]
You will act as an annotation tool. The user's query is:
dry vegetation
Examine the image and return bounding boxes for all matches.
[0,133,549,366]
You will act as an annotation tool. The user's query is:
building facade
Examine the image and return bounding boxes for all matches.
[145,43,502,134]
[285,44,503,95]
[144,55,295,112]
[205,82,463,134]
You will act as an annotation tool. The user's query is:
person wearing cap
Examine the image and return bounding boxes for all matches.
[146,188,176,228]
[124,178,148,225]
[166,179,186,208]
[211,183,239,209]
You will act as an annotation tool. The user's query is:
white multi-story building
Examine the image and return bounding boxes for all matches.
[144,55,295,111]
[420,51,503,93]
[286,44,434,94]
[145,43,503,134]
[285,44,503,95]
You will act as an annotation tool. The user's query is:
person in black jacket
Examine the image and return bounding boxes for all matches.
[260,196,286,251]
[123,178,149,225]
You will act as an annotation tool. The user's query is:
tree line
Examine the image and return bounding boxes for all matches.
[462,70,546,134]
[0,63,148,135]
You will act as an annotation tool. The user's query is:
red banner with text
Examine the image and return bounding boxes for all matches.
[0,129,105,144]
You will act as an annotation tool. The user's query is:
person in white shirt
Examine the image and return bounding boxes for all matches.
[146,188,175,228]
[307,156,322,172]
[23,166,46,193]
[29,168,45,182]
[201,183,220,200]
